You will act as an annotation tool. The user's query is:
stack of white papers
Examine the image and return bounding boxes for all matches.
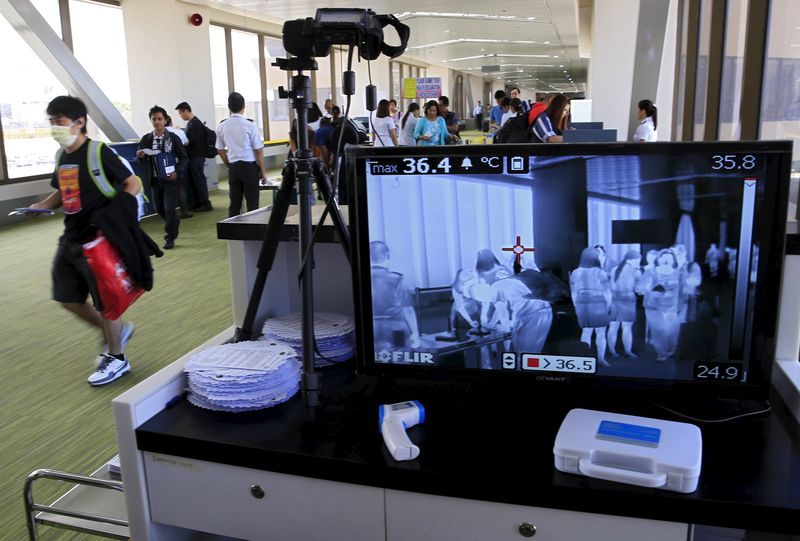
[184,341,301,412]
[262,312,355,367]
[107,455,121,480]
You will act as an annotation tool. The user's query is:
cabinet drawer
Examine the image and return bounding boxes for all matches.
[145,453,385,541]
[386,489,688,541]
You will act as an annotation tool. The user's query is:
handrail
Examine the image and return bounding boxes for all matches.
[24,468,127,541]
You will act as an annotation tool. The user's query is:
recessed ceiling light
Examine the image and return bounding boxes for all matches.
[559,65,564,68]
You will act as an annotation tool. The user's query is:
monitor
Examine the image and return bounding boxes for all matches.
[563,129,617,143]
[568,121,604,130]
[348,142,792,401]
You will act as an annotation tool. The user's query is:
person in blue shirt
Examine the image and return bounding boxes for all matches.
[510,87,530,113]
[489,90,507,131]
[413,101,448,146]
[531,94,570,143]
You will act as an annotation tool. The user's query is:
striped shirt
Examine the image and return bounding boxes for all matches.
[531,112,556,143]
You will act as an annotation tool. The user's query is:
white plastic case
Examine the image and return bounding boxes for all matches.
[553,408,702,493]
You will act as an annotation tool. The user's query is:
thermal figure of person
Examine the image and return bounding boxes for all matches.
[673,244,702,323]
[488,275,553,354]
[475,249,512,328]
[450,269,481,337]
[643,249,659,345]
[639,249,681,361]
[570,247,612,366]
[607,251,642,358]
[705,243,721,277]
[370,241,421,352]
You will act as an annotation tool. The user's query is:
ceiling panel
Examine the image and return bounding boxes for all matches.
[201,0,583,92]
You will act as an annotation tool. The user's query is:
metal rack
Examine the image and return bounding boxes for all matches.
[24,466,129,540]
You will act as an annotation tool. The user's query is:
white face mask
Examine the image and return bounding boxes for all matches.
[51,124,78,148]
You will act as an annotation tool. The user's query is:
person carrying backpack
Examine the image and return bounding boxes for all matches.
[493,98,530,144]
[27,96,149,386]
[175,101,214,212]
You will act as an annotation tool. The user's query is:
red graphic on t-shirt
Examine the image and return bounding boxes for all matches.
[58,164,81,214]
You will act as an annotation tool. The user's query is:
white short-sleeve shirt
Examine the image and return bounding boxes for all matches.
[215,113,265,163]
[633,117,657,142]
[371,115,397,147]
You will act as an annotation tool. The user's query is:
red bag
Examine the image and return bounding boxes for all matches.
[83,233,144,320]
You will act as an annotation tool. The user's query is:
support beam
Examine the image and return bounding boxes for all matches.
[0,0,137,141]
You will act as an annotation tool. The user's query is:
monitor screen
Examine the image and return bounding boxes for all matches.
[348,142,791,399]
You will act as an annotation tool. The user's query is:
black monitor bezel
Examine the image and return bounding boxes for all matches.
[347,141,792,402]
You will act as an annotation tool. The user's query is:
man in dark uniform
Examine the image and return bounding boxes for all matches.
[370,241,420,351]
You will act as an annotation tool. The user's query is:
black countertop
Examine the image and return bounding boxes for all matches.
[217,204,349,242]
[137,362,800,534]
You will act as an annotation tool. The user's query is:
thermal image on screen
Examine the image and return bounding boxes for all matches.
[362,151,768,383]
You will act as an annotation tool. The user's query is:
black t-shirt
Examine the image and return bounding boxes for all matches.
[50,139,131,243]
[185,116,206,157]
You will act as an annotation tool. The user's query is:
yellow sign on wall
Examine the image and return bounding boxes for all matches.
[403,78,417,99]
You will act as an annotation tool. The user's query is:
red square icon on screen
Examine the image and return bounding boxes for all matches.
[527,357,539,368]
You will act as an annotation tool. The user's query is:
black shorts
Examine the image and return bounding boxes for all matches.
[52,236,101,310]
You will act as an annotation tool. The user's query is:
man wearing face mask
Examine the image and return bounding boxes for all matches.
[28,96,143,386]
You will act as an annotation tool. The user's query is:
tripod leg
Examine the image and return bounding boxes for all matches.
[312,160,351,260]
[235,160,298,342]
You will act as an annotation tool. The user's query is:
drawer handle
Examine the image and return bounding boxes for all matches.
[518,522,537,537]
[250,484,265,499]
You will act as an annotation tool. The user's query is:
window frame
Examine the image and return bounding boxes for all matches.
[0,0,122,184]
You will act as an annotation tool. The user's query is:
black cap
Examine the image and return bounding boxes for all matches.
[175,101,191,112]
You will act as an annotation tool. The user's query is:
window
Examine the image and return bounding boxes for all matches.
[315,55,333,106]
[209,25,230,127]
[231,29,263,133]
[760,0,800,169]
[693,0,713,139]
[264,36,290,140]
[69,0,130,137]
[31,0,62,37]
[718,0,749,140]
[0,8,67,180]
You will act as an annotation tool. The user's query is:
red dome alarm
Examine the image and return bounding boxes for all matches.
[190,13,203,27]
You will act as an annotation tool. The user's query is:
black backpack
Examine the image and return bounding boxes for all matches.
[493,113,529,144]
[202,122,218,159]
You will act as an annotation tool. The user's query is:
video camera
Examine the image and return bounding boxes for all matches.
[282,8,410,61]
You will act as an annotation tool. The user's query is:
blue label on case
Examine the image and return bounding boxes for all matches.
[596,420,661,447]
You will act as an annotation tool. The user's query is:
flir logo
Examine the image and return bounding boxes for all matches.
[375,349,434,364]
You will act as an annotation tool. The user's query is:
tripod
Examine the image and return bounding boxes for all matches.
[234,56,351,403]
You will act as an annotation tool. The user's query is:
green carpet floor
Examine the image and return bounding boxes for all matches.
[0,185,255,540]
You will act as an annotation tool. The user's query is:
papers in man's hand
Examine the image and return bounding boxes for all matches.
[139,148,160,156]
[184,341,300,412]
[8,207,55,216]
[262,312,355,367]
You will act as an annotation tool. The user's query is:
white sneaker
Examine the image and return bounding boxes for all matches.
[88,354,131,386]
[98,321,135,362]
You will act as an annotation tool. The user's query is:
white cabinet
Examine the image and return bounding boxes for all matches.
[385,489,689,541]
[144,453,385,541]
[142,452,689,541]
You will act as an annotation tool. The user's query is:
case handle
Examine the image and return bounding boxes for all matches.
[578,459,667,488]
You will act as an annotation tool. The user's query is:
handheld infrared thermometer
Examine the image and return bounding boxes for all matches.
[379,400,425,461]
